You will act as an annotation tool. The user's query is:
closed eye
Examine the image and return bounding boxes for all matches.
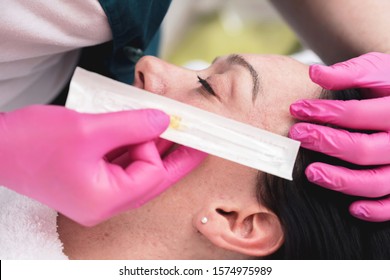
[197,75,217,97]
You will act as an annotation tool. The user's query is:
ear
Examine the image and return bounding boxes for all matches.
[193,204,284,257]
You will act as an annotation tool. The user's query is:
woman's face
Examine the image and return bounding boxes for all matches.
[58,54,322,260]
[134,54,321,135]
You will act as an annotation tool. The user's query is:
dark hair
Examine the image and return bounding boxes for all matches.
[258,89,390,259]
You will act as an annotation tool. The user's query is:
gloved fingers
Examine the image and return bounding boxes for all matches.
[161,145,207,184]
[104,140,197,196]
[104,138,173,166]
[135,146,207,206]
[125,140,162,166]
[109,142,165,201]
[290,97,390,131]
[309,52,390,96]
[109,149,133,168]
[103,141,163,172]
[105,141,161,168]
[84,109,169,155]
[155,138,175,156]
[111,145,206,209]
[104,146,129,162]
[68,149,165,226]
[290,123,390,165]
[126,143,206,203]
[349,196,390,222]
[306,163,390,198]
[101,159,165,213]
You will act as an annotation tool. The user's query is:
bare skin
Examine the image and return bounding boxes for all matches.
[58,54,322,259]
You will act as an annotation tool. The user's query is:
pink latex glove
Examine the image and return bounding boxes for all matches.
[289,52,390,222]
[0,105,206,226]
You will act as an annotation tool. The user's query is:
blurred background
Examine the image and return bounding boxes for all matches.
[159,0,306,66]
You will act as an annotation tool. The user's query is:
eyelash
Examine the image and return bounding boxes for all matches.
[197,75,217,96]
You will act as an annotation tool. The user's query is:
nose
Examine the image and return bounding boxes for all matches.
[134,56,167,95]
[134,56,194,96]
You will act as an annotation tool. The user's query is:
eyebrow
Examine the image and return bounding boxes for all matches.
[213,54,260,102]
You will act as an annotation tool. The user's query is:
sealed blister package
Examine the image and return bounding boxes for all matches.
[66,67,300,180]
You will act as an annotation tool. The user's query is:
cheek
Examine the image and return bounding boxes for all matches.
[167,157,258,200]
[252,92,294,135]
[257,82,320,135]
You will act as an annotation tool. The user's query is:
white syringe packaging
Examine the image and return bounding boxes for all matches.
[66,67,300,180]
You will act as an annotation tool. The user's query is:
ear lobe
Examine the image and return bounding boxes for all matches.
[193,206,284,257]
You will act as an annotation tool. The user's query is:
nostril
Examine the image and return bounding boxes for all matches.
[138,71,145,85]
[135,66,166,95]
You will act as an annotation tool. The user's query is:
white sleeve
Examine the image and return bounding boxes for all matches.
[1,0,112,60]
[0,0,113,110]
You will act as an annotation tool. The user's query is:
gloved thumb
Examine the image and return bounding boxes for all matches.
[83,109,170,155]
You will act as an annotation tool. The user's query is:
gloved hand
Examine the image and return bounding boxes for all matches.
[0,105,206,226]
[289,52,390,222]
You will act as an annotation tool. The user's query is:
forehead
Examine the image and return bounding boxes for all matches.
[242,54,309,79]
[241,54,319,100]
[236,54,320,135]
